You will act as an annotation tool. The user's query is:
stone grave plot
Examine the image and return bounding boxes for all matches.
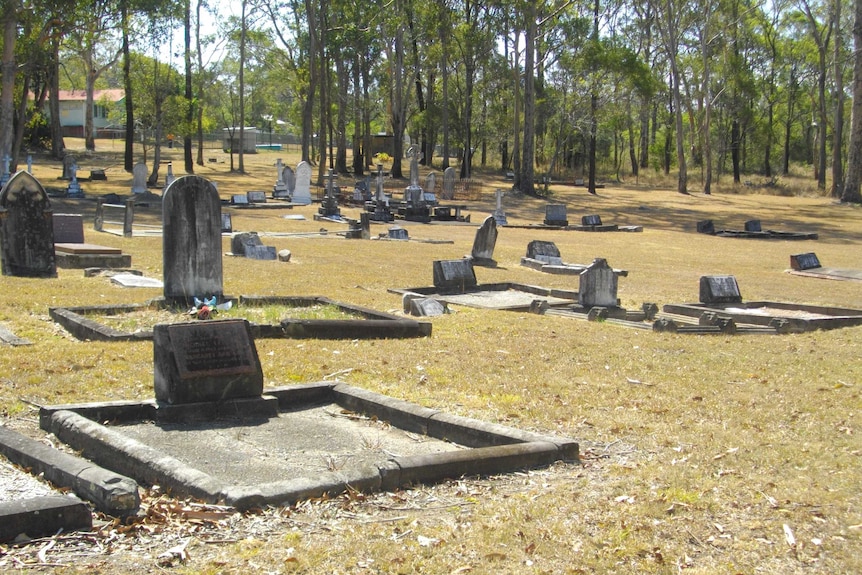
[35,320,577,511]
[786,252,862,282]
[54,211,133,269]
[520,240,629,276]
[94,195,163,238]
[696,218,818,240]
[658,275,862,333]
[389,258,579,311]
[567,214,643,233]
[49,295,431,342]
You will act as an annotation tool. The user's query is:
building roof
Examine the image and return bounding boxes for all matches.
[55,89,125,102]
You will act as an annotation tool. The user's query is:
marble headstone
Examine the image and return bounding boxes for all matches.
[131,162,148,194]
[470,215,498,265]
[578,258,618,308]
[293,161,312,205]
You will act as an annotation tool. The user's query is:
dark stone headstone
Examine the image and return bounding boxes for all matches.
[471,215,498,265]
[790,252,821,271]
[231,194,249,205]
[582,214,602,226]
[544,204,568,226]
[744,219,762,232]
[388,226,408,240]
[0,171,57,277]
[526,240,562,264]
[153,319,263,404]
[433,258,477,292]
[247,190,267,204]
[578,258,618,307]
[221,213,233,234]
[90,169,107,181]
[245,244,277,260]
[53,213,85,244]
[231,231,264,256]
[699,275,742,304]
[696,219,715,234]
[162,176,223,306]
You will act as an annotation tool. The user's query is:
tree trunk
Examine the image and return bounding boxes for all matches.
[832,0,844,197]
[238,0,247,173]
[841,0,862,203]
[183,0,194,174]
[519,3,537,195]
[122,1,134,171]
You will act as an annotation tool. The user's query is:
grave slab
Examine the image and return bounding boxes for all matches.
[0,496,92,542]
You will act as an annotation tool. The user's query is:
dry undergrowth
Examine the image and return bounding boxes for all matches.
[1,141,861,573]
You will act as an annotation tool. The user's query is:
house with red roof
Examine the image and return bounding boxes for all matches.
[52,89,125,137]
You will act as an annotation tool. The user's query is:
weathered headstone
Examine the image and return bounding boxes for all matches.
[272,159,288,198]
[162,176,223,306]
[293,161,312,205]
[66,163,84,198]
[544,204,568,226]
[284,166,296,195]
[696,220,716,234]
[403,293,448,317]
[131,162,148,194]
[0,171,57,277]
[526,240,562,265]
[582,214,602,226]
[470,215,498,265]
[61,155,76,180]
[493,189,507,225]
[318,169,341,218]
[388,226,408,240]
[424,173,436,196]
[790,252,821,270]
[221,213,233,234]
[153,319,264,404]
[578,258,618,308]
[433,258,477,293]
[442,166,456,200]
[230,194,249,205]
[90,168,107,181]
[163,162,176,190]
[744,219,762,232]
[247,190,267,204]
[53,213,85,244]
[371,164,393,222]
[699,275,742,304]
[231,231,264,256]
[403,146,424,207]
[244,244,277,260]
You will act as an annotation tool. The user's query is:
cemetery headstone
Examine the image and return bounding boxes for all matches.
[318,169,341,218]
[578,258,618,308]
[153,319,264,405]
[403,146,424,207]
[388,226,408,240]
[90,169,107,181]
[272,159,288,198]
[424,173,436,197]
[470,215,498,265]
[162,176,223,306]
[244,244,277,260]
[526,240,563,265]
[493,189,507,225]
[61,155,76,180]
[163,162,176,190]
[231,231,264,256]
[582,214,602,226]
[371,164,393,222]
[744,219,762,232]
[0,171,57,277]
[403,293,448,317]
[544,204,568,226]
[66,163,83,198]
[284,166,296,195]
[53,214,85,244]
[442,166,456,200]
[433,258,477,293]
[292,161,312,205]
[247,190,267,204]
[790,252,821,271]
[221,213,233,234]
[230,194,249,206]
[699,275,742,304]
[131,162,148,194]
[696,219,715,234]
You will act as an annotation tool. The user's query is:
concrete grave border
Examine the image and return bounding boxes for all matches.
[389,283,579,311]
[39,382,578,511]
[49,295,431,341]
[661,301,862,333]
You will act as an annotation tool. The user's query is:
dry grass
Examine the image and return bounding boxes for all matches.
[1,140,861,573]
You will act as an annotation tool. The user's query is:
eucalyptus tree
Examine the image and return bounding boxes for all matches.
[64,0,124,151]
[0,0,22,162]
[841,0,862,203]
